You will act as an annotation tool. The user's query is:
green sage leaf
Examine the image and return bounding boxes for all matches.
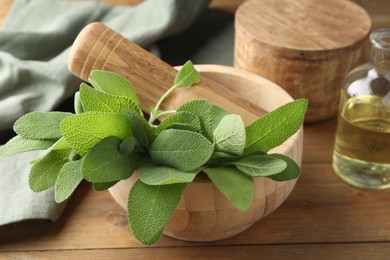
[177,99,213,141]
[245,99,307,153]
[122,109,155,149]
[267,154,301,181]
[29,149,71,192]
[119,136,139,155]
[74,91,84,114]
[29,137,72,164]
[82,136,137,183]
[204,167,253,211]
[61,112,132,156]
[213,114,246,155]
[233,155,287,177]
[210,104,228,130]
[0,136,56,156]
[55,159,83,203]
[14,111,73,140]
[127,180,186,245]
[80,84,140,114]
[89,70,138,103]
[156,111,201,134]
[150,129,213,171]
[92,181,118,191]
[138,162,198,185]
[173,60,200,87]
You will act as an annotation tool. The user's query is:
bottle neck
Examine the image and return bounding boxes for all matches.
[370,29,390,78]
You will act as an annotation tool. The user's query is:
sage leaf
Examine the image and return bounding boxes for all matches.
[55,159,83,203]
[80,84,140,114]
[150,129,213,171]
[245,99,307,153]
[156,111,201,134]
[92,181,118,191]
[14,112,73,140]
[122,109,155,148]
[0,136,56,156]
[173,60,200,87]
[233,155,287,177]
[29,149,71,192]
[177,99,213,141]
[213,114,246,155]
[30,137,71,164]
[267,154,301,181]
[210,104,228,130]
[82,136,137,183]
[128,180,186,245]
[204,167,254,211]
[138,162,198,185]
[90,70,138,103]
[74,91,84,114]
[119,136,138,155]
[61,112,132,156]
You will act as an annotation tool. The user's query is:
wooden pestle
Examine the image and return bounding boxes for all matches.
[68,22,266,124]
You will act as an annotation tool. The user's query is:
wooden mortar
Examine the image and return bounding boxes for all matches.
[68,23,303,242]
[234,0,371,122]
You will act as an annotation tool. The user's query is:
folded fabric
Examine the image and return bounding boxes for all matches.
[0,0,210,226]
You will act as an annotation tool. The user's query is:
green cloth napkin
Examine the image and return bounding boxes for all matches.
[0,0,210,226]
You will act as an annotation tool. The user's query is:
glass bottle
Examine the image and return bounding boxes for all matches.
[332,28,390,190]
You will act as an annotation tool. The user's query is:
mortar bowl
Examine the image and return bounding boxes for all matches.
[108,64,303,242]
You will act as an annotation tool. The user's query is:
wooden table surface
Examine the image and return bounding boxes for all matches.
[1,0,390,259]
[1,118,390,259]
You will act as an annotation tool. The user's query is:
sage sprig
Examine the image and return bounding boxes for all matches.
[0,60,308,245]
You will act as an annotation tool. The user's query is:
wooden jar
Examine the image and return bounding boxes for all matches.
[235,0,371,122]
[109,65,303,242]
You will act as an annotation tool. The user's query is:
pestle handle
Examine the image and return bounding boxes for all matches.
[68,22,263,124]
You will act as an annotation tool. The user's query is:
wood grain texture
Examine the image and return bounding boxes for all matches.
[2,163,390,252]
[68,22,284,126]
[1,0,390,258]
[2,243,390,260]
[234,0,371,122]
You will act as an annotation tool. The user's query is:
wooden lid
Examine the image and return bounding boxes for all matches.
[235,0,371,53]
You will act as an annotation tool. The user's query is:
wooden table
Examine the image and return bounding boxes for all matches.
[1,1,390,259]
[1,118,390,259]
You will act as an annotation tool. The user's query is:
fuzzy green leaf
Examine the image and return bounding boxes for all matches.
[0,136,56,156]
[177,99,213,141]
[210,104,228,130]
[150,129,213,171]
[204,167,253,211]
[29,137,72,164]
[233,155,287,177]
[14,112,73,140]
[61,112,132,156]
[267,154,301,181]
[245,99,307,153]
[74,91,84,114]
[119,136,139,155]
[55,159,83,203]
[90,70,138,103]
[213,114,246,155]
[82,136,137,183]
[128,180,186,245]
[122,110,155,148]
[80,84,140,114]
[156,111,201,134]
[92,181,118,191]
[138,162,198,185]
[29,149,71,192]
[173,61,200,87]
